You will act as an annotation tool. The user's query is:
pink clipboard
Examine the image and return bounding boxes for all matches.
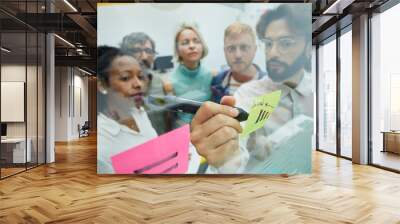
[111,125,190,174]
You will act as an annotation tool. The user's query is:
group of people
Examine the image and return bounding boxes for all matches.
[97,4,313,174]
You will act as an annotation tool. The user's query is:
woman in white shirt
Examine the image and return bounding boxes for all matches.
[97,46,200,174]
[97,46,159,174]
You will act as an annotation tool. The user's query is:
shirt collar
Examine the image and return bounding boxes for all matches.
[294,72,312,96]
[178,63,201,77]
[98,109,145,136]
[277,71,312,98]
[228,63,263,82]
[98,113,121,136]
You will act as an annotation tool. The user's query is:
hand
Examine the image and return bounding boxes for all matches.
[190,96,242,168]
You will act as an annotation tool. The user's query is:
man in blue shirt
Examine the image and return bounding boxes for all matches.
[211,22,266,103]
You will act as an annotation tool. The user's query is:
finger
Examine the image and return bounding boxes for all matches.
[220,95,236,107]
[206,139,239,167]
[201,113,242,135]
[191,101,239,127]
[191,113,242,144]
[205,126,238,149]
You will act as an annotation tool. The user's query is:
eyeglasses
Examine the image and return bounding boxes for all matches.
[260,37,298,54]
[129,47,156,56]
[224,44,253,54]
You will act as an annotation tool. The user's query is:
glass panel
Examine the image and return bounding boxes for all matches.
[26,0,38,169]
[1,30,27,177]
[390,75,400,130]
[0,1,46,178]
[27,31,38,169]
[38,33,45,165]
[312,45,317,150]
[318,37,337,154]
[371,3,400,171]
[340,29,352,158]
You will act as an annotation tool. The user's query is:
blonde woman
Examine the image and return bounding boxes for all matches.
[170,24,213,127]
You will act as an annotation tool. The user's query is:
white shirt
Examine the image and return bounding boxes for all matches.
[97,108,158,174]
[97,108,200,174]
[234,72,314,174]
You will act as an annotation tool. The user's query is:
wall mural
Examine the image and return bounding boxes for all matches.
[97,3,313,174]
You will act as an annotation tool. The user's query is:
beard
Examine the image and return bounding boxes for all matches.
[266,51,308,83]
[231,60,253,75]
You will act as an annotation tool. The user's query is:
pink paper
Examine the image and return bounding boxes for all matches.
[111,125,190,174]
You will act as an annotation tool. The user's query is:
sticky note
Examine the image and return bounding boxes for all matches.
[241,90,281,137]
[111,125,190,174]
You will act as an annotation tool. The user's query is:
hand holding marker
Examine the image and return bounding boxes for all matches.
[146,92,280,172]
[146,95,249,122]
[146,95,249,173]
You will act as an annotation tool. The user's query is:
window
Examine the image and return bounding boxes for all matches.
[0,1,47,179]
[371,3,400,171]
[339,28,352,158]
[318,36,337,154]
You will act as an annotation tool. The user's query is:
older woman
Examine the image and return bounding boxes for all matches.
[170,24,213,127]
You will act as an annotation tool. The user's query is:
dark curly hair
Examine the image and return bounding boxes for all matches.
[256,4,311,41]
[256,4,312,72]
[97,45,133,86]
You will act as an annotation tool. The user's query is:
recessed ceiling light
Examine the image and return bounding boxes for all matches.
[63,0,78,12]
[54,34,75,48]
[1,47,11,53]
[322,0,355,15]
[78,67,92,76]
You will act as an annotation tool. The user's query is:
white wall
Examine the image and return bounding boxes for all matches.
[55,67,67,141]
[72,73,89,138]
[98,3,280,72]
[1,65,26,140]
[55,67,89,141]
[1,65,26,81]
[1,65,29,137]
